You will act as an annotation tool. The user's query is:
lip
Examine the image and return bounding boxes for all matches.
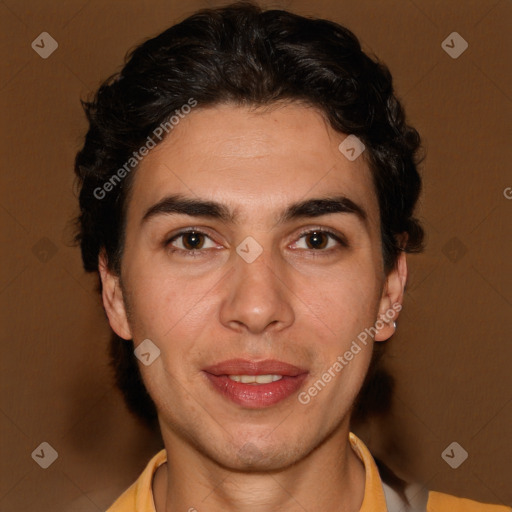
[202,358,307,376]
[202,359,309,409]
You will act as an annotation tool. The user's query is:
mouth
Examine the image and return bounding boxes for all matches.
[202,359,309,409]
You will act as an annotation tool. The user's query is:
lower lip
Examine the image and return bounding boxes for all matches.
[203,373,308,408]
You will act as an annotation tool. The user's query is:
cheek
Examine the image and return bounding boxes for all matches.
[298,260,382,334]
[295,262,382,399]
[123,261,221,345]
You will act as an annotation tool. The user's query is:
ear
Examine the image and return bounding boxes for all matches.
[374,251,407,342]
[98,250,132,340]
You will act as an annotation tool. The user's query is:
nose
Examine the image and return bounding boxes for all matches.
[219,247,295,335]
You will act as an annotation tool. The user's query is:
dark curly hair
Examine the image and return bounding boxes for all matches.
[73,0,424,494]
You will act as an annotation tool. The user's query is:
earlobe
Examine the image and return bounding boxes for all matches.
[98,250,132,340]
[374,251,407,342]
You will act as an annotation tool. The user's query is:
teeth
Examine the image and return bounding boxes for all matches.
[228,374,283,384]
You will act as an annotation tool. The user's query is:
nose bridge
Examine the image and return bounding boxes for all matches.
[219,243,294,333]
[236,249,277,294]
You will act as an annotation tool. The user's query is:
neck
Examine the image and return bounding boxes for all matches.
[152,426,366,512]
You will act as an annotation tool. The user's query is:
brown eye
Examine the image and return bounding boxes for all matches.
[305,231,329,249]
[181,231,205,250]
[167,230,216,252]
[291,229,346,252]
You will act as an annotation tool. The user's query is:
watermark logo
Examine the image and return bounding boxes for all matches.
[32,237,58,263]
[31,32,58,59]
[441,32,468,59]
[441,441,468,469]
[298,303,401,405]
[93,98,198,200]
[338,135,365,161]
[134,338,161,366]
[31,442,58,469]
[442,237,467,263]
[236,236,263,263]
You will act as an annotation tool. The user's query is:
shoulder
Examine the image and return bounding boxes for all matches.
[428,491,511,512]
[106,449,167,512]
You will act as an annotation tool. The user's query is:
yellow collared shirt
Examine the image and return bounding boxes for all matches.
[107,433,510,512]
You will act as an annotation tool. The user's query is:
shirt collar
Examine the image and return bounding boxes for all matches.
[349,432,389,511]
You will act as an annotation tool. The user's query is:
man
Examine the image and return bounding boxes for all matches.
[73,3,510,511]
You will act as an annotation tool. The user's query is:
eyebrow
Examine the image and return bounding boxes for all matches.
[141,193,367,226]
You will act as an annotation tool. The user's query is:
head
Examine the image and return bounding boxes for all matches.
[74,0,423,477]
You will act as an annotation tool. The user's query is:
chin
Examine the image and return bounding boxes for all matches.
[208,435,309,473]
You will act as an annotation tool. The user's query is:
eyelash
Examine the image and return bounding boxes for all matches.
[164,227,348,257]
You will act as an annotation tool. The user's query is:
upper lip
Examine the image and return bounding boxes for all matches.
[203,359,308,377]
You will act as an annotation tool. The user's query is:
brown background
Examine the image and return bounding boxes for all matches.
[1,0,511,510]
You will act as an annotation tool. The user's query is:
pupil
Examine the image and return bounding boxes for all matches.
[307,231,327,249]
[183,232,203,250]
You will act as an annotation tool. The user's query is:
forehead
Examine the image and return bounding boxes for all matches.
[125,102,379,227]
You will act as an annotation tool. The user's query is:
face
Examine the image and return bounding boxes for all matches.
[100,102,405,471]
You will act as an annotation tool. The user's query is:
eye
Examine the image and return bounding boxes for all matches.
[166,230,218,252]
[291,229,346,251]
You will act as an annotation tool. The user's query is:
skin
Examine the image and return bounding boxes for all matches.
[99,103,407,512]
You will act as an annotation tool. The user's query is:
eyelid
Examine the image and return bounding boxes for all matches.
[292,227,348,249]
[164,227,222,251]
